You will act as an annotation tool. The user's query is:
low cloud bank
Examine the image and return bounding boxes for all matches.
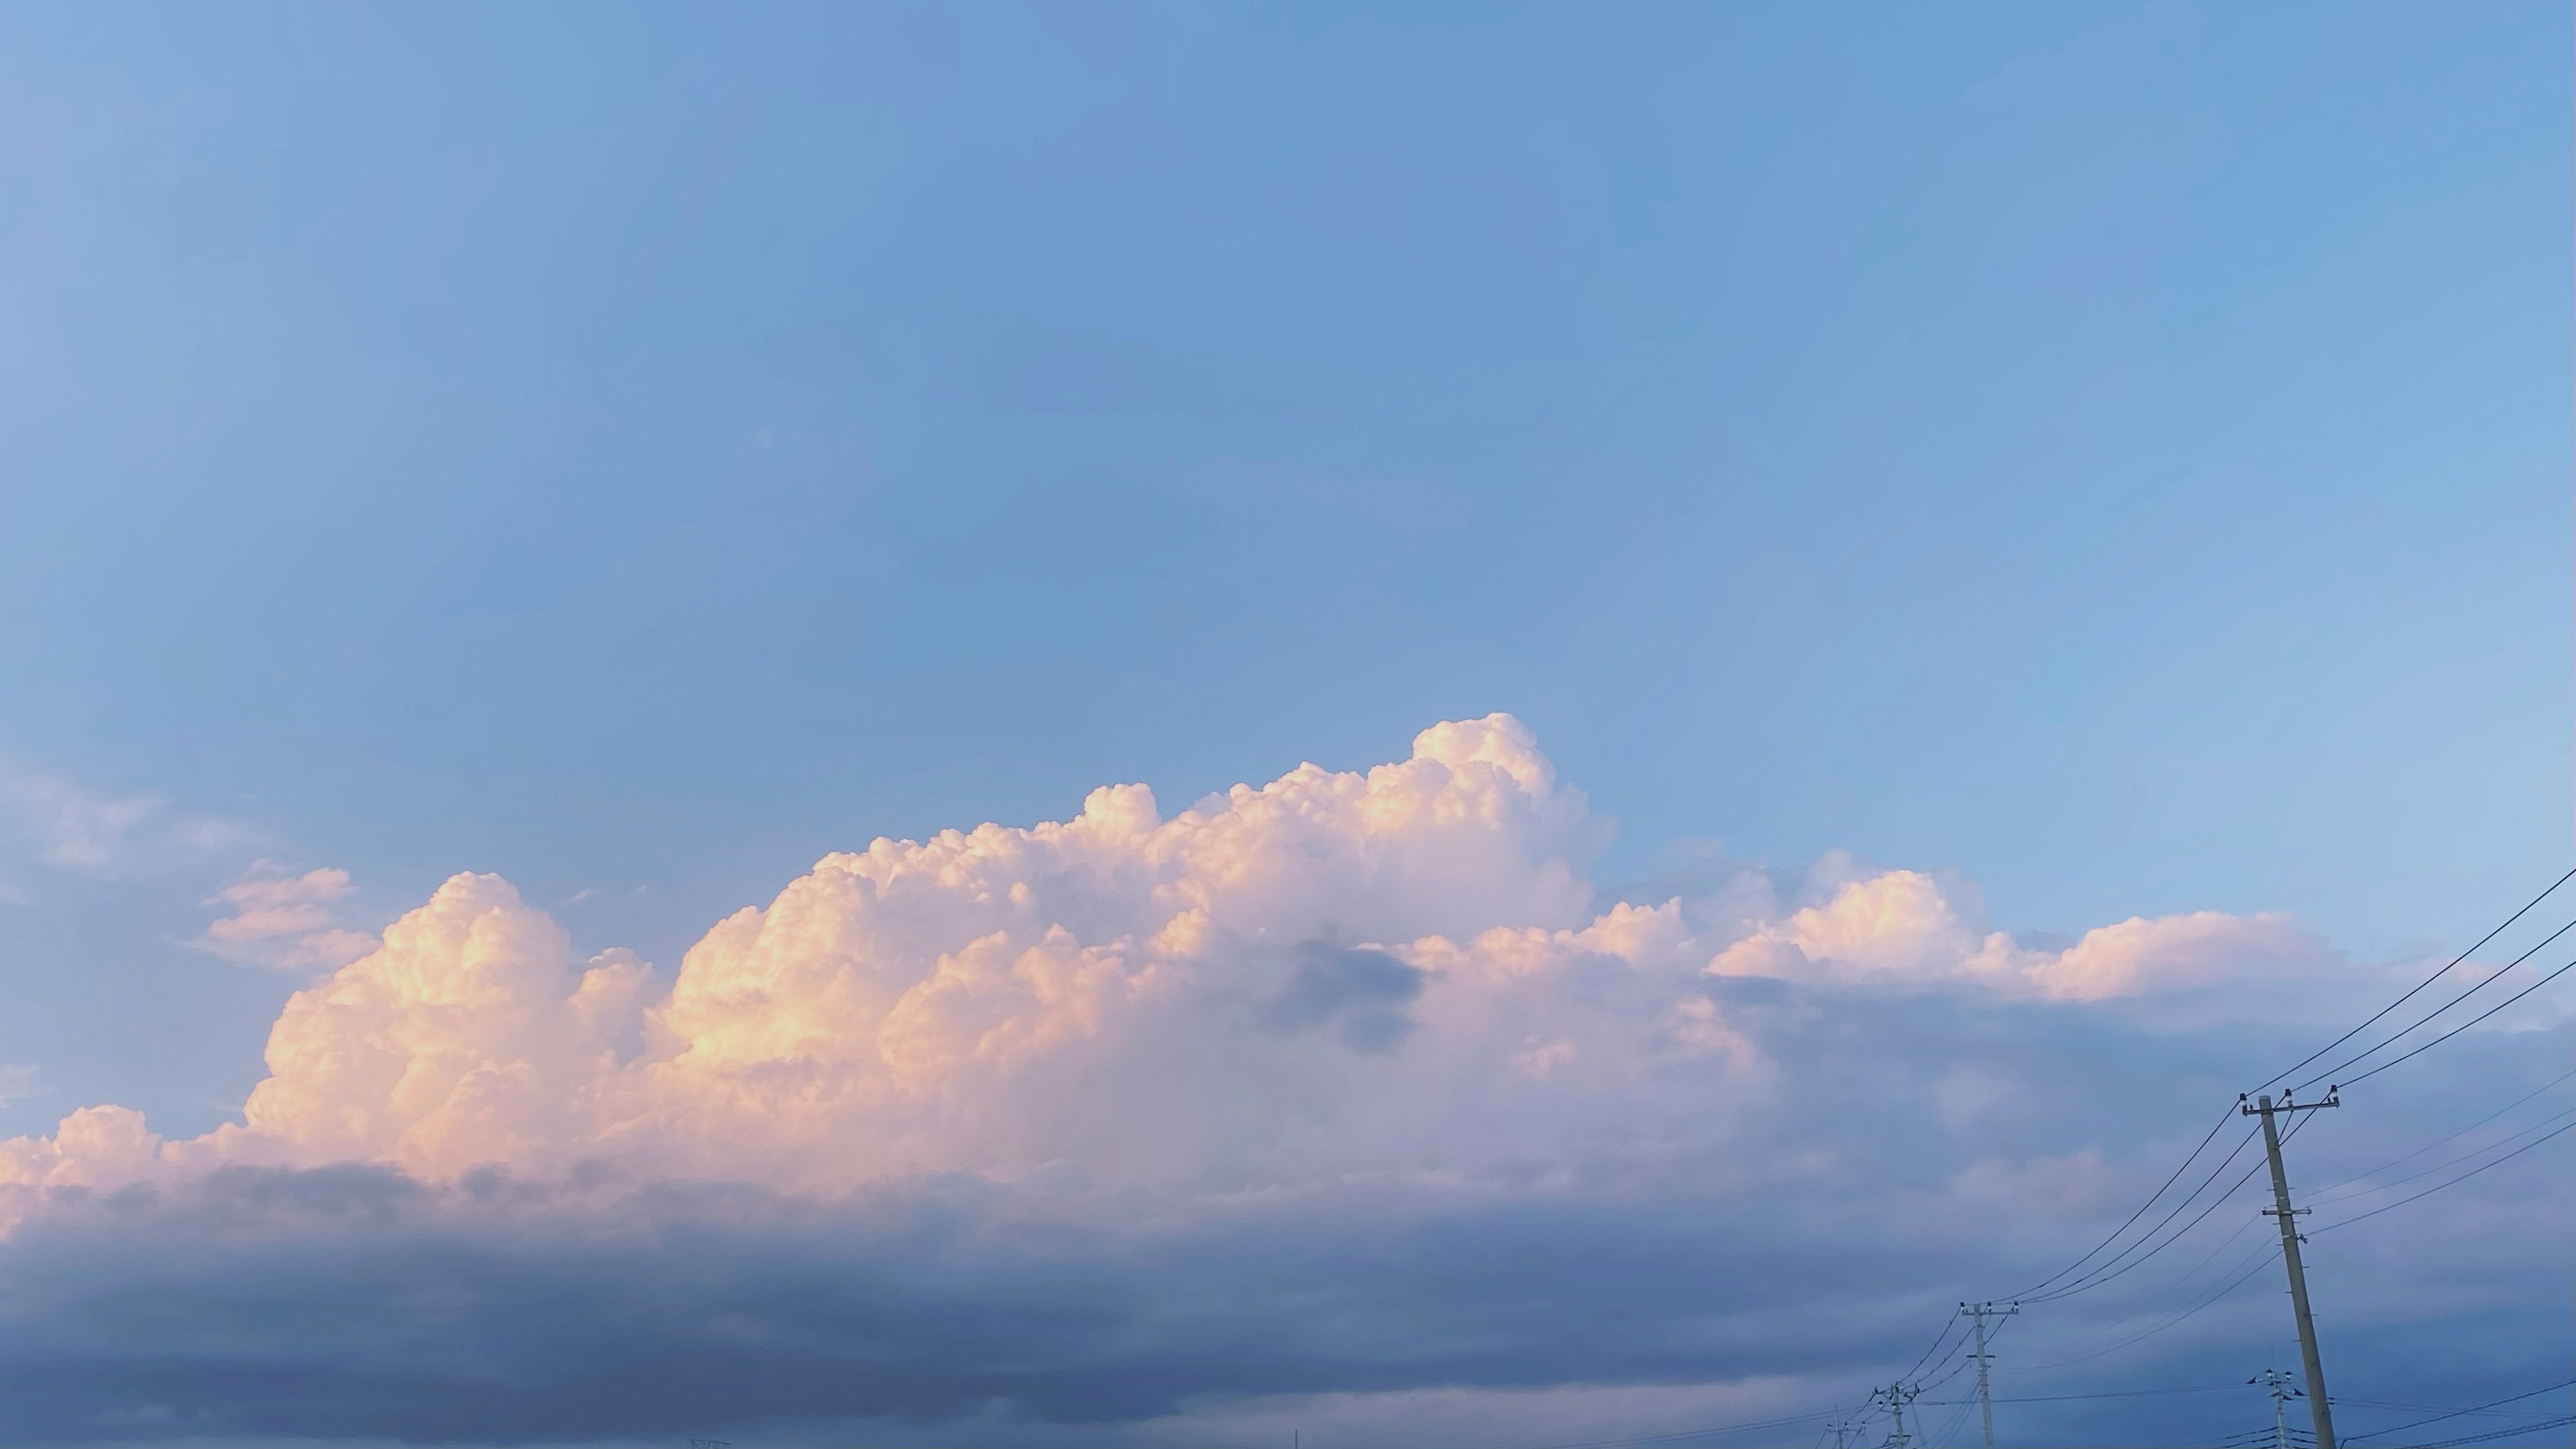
[0,716,2563,1444]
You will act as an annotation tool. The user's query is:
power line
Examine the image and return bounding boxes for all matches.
[1928,1395,1978,1446]
[2004,1104,2243,1299]
[1921,1385,2238,1405]
[2251,869,2573,1095]
[2311,1120,2575,1235]
[2017,1209,2263,1362]
[2023,1106,2318,1311]
[2304,1106,2576,1210]
[1918,1348,1977,1396]
[2022,1145,2267,1304]
[2292,925,2569,1094]
[2334,1394,2565,1419]
[2340,1379,2576,1444]
[2402,1413,2576,1448]
[2302,1069,2576,1199]
[2000,1113,2316,1371]
[2019,1144,2267,1304]
[2011,1238,2282,1370]
[2323,961,2575,1093]
[2022,1124,2266,1303]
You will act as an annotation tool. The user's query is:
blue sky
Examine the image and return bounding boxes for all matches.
[0,4,2567,1445]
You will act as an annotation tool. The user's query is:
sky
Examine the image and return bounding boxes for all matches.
[0,3,2568,1446]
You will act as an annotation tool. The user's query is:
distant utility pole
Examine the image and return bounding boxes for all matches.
[1959,1300,2019,1447]
[2251,1368,2300,1449]
[1876,1383,1919,1449]
[2242,1090,2339,1449]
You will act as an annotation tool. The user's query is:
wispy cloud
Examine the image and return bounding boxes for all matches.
[10,775,162,869]
[1,767,254,875]
[192,863,376,973]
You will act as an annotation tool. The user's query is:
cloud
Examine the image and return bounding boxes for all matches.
[8,775,162,869]
[0,1066,38,1108]
[0,767,254,876]
[0,716,2420,1201]
[0,715,2565,1443]
[0,1166,1945,1443]
[193,863,378,972]
[1261,942,1430,1052]
[1705,867,2340,1014]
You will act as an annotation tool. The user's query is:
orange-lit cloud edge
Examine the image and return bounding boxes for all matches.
[0,715,2355,1225]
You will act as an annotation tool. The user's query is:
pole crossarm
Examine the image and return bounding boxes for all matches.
[2240,1089,2341,1118]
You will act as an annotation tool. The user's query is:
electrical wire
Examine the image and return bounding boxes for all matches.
[2302,1069,2576,1198]
[2002,1113,2313,1370]
[2022,1124,2266,1303]
[2021,1146,2267,1305]
[2004,1102,2243,1299]
[2208,1424,2315,1449]
[2311,1120,2575,1234]
[2322,961,2576,1093]
[2402,1412,2576,1448]
[2023,1104,2319,1307]
[1927,1395,1976,1446]
[1921,1385,2239,1405]
[1894,1314,1970,1385]
[2253,869,2573,1095]
[2339,1379,2576,1444]
[2304,1106,2576,1210]
[2292,927,2570,1094]
[1917,1349,1976,1396]
[2011,1238,2282,1370]
[2010,1170,2273,1362]
[2334,1394,2563,1418]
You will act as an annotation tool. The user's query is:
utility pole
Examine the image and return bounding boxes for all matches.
[1959,1301,2019,1447]
[1877,1383,1918,1448]
[2251,1368,2298,1449]
[2243,1090,2339,1449]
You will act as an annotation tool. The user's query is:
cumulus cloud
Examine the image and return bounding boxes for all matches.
[192,863,379,971]
[0,716,2408,1204]
[1703,867,2337,1009]
[0,716,2565,1444]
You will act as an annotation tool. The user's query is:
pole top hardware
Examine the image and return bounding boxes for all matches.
[2242,1089,2340,1115]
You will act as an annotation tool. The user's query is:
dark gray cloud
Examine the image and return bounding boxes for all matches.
[0,1169,1930,1444]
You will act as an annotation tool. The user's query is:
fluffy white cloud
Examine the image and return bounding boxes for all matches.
[0,716,2402,1215]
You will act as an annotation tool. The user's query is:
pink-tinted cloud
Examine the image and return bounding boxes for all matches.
[195,864,379,972]
[0,716,2500,1222]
